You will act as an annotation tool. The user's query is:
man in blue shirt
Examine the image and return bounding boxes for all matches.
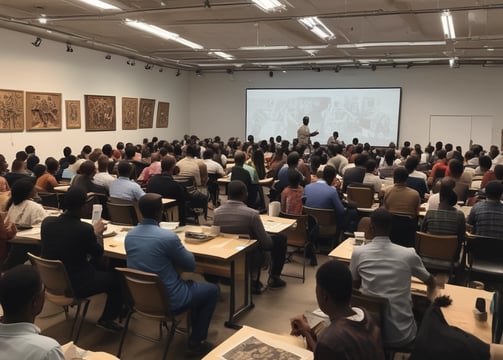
[109,161,145,201]
[125,193,219,356]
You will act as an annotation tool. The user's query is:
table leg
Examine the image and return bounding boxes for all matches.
[224,253,254,329]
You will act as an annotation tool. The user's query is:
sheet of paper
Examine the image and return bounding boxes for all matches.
[219,335,311,360]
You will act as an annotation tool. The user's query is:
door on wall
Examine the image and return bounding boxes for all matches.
[429,115,493,153]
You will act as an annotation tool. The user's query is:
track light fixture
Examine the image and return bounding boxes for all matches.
[204,0,211,8]
[66,43,73,52]
[127,58,136,66]
[105,54,111,60]
[371,64,377,71]
[159,67,164,73]
[145,63,153,70]
[334,65,341,73]
[195,70,202,77]
[32,37,42,47]
[269,71,274,78]
[176,69,181,77]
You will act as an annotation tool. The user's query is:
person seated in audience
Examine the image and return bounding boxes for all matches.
[421,183,466,260]
[125,193,219,356]
[480,164,503,190]
[474,155,492,177]
[176,143,208,188]
[428,149,448,186]
[92,155,115,191]
[6,178,47,227]
[136,153,161,186]
[468,180,503,239]
[203,149,225,178]
[327,144,349,176]
[342,153,367,193]
[0,209,16,266]
[0,265,65,360]
[363,159,382,194]
[378,149,399,179]
[350,208,436,348]
[214,180,287,292]
[5,159,33,188]
[436,159,469,203]
[35,157,59,193]
[274,151,306,201]
[404,157,428,201]
[291,260,384,359]
[0,154,8,176]
[147,156,188,226]
[0,176,10,211]
[71,160,108,195]
[41,187,123,332]
[383,167,421,218]
[303,165,353,230]
[231,150,260,207]
[281,168,304,215]
[109,161,145,201]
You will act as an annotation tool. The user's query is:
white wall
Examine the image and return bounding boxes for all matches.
[0,28,190,163]
[188,67,503,151]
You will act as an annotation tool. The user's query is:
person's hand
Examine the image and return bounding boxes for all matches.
[290,315,310,337]
[313,130,319,136]
[93,220,106,235]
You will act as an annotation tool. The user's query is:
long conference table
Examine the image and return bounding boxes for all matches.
[329,238,494,343]
[12,215,296,329]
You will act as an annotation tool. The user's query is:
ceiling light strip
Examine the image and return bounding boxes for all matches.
[337,41,446,49]
[441,10,456,39]
[252,0,284,12]
[298,17,335,41]
[125,19,203,50]
[239,45,292,50]
[78,0,120,10]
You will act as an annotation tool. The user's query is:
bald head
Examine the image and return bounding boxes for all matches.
[138,193,163,221]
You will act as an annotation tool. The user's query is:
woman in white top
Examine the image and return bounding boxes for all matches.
[6,178,47,227]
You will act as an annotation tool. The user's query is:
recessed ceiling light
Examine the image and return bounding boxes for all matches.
[78,0,120,10]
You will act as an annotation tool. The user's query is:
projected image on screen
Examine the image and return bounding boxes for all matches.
[246,88,401,147]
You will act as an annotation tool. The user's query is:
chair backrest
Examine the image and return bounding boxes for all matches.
[115,267,172,319]
[466,235,503,264]
[279,212,308,248]
[106,201,139,225]
[390,213,417,248]
[415,231,458,261]
[80,194,98,219]
[173,175,197,191]
[27,252,75,300]
[347,184,374,208]
[38,192,59,209]
[350,289,387,328]
[302,206,339,248]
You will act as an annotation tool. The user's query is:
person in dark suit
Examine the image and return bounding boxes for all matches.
[146,156,188,226]
[40,187,123,332]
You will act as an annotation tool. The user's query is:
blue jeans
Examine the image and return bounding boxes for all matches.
[174,281,220,343]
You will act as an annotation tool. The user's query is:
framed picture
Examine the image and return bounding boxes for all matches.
[156,101,170,128]
[122,97,138,130]
[84,95,116,131]
[65,100,81,129]
[26,91,62,131]
[0,89,24,132]
[139,98,155,128]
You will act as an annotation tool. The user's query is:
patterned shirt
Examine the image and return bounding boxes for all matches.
[468,200,503,239]
[421,208,466,257]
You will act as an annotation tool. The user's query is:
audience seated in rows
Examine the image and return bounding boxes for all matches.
[383,167,421,218]
[468,180,503,239]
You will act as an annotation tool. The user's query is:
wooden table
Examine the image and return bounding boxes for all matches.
[328,239,494,343]
[61,342,118,360]
[217,176,274,186]
[259,214,296,234]
[54,185,70,192]
[202,325,312,360]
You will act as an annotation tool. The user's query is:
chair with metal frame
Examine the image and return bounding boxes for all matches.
[415,231,459,280]
[302,206,341,251]
[390,213,417,248]
[27,252,90,344]
[115,267,190,360]
[279,212,311,283]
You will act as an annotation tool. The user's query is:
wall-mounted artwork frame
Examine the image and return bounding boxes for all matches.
[139,98,155,128]
[85,95,116,131]
[156,101,169,128]
[65,100,81,129]
[26,91,62,131]
[0,89,24,132]
[122,97,138,130]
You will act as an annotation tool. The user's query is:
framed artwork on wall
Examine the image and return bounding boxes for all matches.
[122,97,138,130]
[139,98,155,128]
[84,95,116,131]
[156,101,169,128]
[65,100,81,129]
[0,89,24,132]
[26,91,62,131]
